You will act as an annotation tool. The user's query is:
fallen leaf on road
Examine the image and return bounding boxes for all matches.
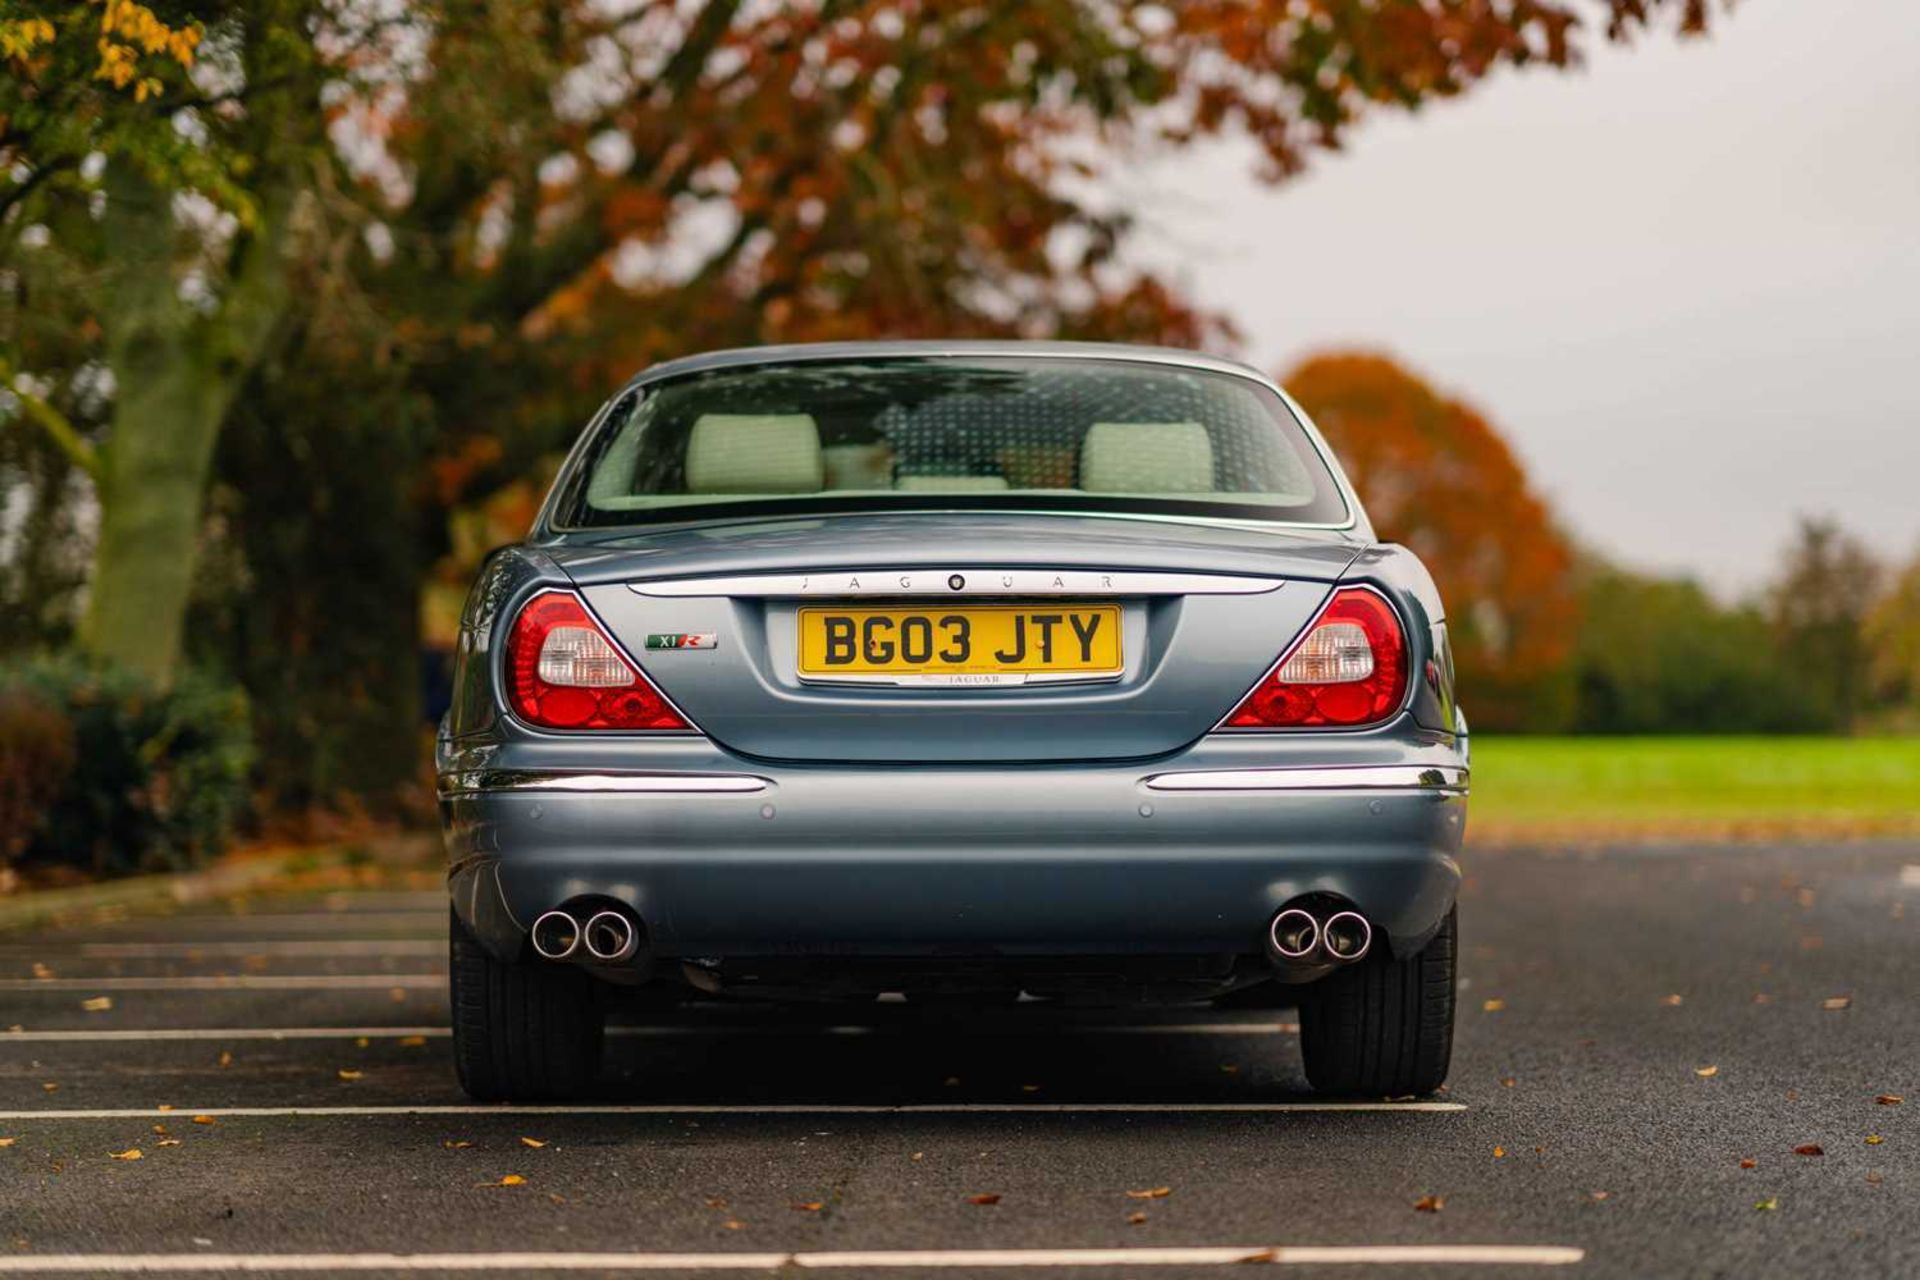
[109,1149,142,1161]
[1588,1191,1611,1202]
[1412,1195,1444,1213]
[156,1139,181,1147]
[355,1037,370,1048]
[398,1036,428,1048]
[1125,1187,1171,1199]
[1875,1095,1903,1105]
[1792,1144,1824,1157]
[191,1116,215,1126]
[965,1194,1002,1206]
[1481,998,1505,1012]
[1499,1077,1516,1088]
[1755,1197,1779,1212]
[1752,993,1772,1005]
[479,1175,525,1188]
[723,1219,746,1231]
[152,1125,167,1135]
[389,987,407,1003]
[1020,1084,1041,1093]
[0,1138,15,1148]
[337,1069,364,1082]
[1695,1066,1719,1078]
[81,996,112,1013]
[1739,1159,1757,1170]
[217,1052,233,1068]
[1661,994,1683,1007]
[705,1198,728,1210]
[1822,996,1851,1011]
[791,1202,824,1212]
[443,1140,471,1149]
[910,1153,924,1162]
[546,1193,566,1205]
[1492,1146,1506,1159]
[1127,1212,1148,1225]
[1865,1135,1884,1146]
[31,963,53,980]
[520,1137,547,1149]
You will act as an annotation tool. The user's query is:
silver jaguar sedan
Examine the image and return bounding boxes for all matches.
[437,341,1468,1101]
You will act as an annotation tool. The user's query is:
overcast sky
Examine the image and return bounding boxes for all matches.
[1136,0,1918,594]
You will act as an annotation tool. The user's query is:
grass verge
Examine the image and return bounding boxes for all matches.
[1468,736,1920,845]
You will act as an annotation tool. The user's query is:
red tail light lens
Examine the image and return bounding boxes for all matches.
[1222,587,1408,729]
[505,591,691,731]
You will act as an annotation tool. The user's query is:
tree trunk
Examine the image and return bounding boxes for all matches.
[82,157,291,686]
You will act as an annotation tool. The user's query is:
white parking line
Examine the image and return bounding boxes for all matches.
[0,975,446,991]
[1,1022,1294,1043]
[0,1245,1579,1270]
[0,1101,1465,1120]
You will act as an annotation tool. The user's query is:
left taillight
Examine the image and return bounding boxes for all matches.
[1221,586,1409,730]
[505,590,692,731]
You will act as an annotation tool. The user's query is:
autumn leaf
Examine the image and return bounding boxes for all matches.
[109,1148,143,1161]
[0,1138,15,1148]
[1127,1212,1148,1225]
[1792,1144,1824,1157]
[1481,998,1505,1013]
[40,1082,57,1093]
[1492,1146,1506,1159]
[1739,1159,1757,1170]
[191,1115,215,1125]
[705,1198,728,1210]
[156,1138,181,1147]
[1412,1194,1444,1213]
[398,1035,428,1048]
[479,1175,525,1188]
[337,1069,364,1082]
[31,962,53,980]
[723,1219,746,1231]
[218,1051,234,1068]
[1875,1094,1903,1105]
[81,996,113,1012]
[1865,1135,1884,1146]
[1499,1076,1517,1088]
[443,1140,471,1149]
[1755,1197,1779,1212]
[519,1137,547,1149]
[1588,1191,1611,1202]
[1821,996,1852,1011]
[1660,994,1683,1007]
[1694,1066,1719,1078]
[791,1201,824,1212]
[1125,1187,1172,1200]
[964,1194,1002,1206]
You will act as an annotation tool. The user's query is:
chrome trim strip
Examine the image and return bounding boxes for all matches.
[1142,766,1468,793]
[441,771,769,796]
[630,570,1284,598]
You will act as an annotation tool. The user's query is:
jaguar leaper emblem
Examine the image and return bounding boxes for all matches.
[645,633,717,650]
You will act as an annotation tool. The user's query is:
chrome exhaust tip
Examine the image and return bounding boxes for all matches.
[1268,908,1321,961]
[529,910,582,961]
[1321,911,1372,963]
[582,910,640,964]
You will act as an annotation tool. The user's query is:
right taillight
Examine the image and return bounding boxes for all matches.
[505,590,692,732]
[1221,587,1408,729]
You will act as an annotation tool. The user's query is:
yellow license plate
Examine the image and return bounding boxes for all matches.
[797,605,1122,678]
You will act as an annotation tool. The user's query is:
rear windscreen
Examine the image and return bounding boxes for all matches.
[551,357,1351,528]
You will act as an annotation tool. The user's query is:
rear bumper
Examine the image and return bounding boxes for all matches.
[441,735,1466,965]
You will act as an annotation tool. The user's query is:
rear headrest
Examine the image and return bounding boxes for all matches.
[895,473,1011,492]
[685,414,823,493]
[1080,421,1215,493]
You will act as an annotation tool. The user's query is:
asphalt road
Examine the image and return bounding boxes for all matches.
[0,841,1913,1278]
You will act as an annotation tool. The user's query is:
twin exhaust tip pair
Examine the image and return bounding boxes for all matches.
[1269,907,1372,964]
[530,908,641,964]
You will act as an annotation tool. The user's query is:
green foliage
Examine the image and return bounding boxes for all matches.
[0,657,253,877]
[1570,562,1831,734]
[1767,517,1883,731]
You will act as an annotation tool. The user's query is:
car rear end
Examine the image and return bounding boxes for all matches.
[438,343,1467,1100]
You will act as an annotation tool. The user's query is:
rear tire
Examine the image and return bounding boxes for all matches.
[1299,907,1455,1096]
[450,908,605,1101]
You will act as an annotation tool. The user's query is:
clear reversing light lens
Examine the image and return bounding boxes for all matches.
[1274,621,1374,684]
[537,625,635,687]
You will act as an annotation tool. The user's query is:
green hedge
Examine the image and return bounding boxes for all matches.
[0,659,254,878]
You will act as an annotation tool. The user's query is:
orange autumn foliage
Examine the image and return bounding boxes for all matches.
[1286,353,1577,730]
